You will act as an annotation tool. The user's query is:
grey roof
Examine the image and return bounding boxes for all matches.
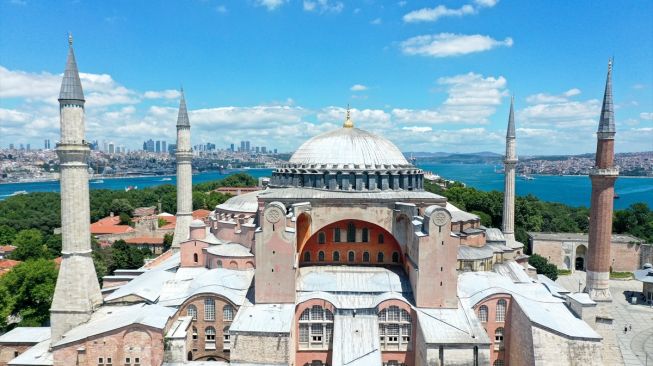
[157,267,254,307]
[598,60,615,134]
[216,190,262,213]
[446,203,479,222]
[416,299,490,345]
[176,88,190,127]
[58,36,84,103]
[458,271,601,340]
[7,340,52,366]
[289,126,411,168]
[297,266,411,293]
[507,96,515,138]
[634,267,653,284]
[537,274,570,296]
[494,261,532,283]
[457,245,494,260]
[205,243,253,257]
[0,327,50,344]
[296,291,412,310]
[54,304,175,347]
[485,228,506,242]
[566,292,596,305]
[259,187,444,202]
[528,232,644,243]
[104,266,175,303]
[331,315,382,366]
[229,303,295,334]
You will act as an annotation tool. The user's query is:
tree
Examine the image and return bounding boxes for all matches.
[0,259,58,331]
[119,212,131,225]
[528,253,558,281]
[163,233,173,252]
[108,240,145,274]
[10,229,48,261]
[44,234,62,258]
[0,225,17,245]
[110,198,134,216]
[614,203,653,242]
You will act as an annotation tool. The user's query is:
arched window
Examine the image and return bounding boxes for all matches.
[193,253,198,263]
[362,228,369,242]
[216,260,222,268]
[318,232,326,244]
[347,222,356,242]
[478,305,488,322]
[304,251,311,262]
[298,306,334,350]
[187,305,197,320]
[192,326,198,340]
[496,299,506,322]
[334,228,341,243]
[495,327,504,346]
[392,252,399,263]
[333,251,340,262]
[318,251,325,262]
[223,305,234,321]
[205,327,216,342]
[363,251,370,262]
[204,299,215,321]
[377,252,384,263]
[378,234,384,244]
[187,351,193,361]
[223,326,231,351]
[378,306,412,350]
[348,251,355,262]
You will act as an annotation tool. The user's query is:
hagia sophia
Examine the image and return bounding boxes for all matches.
[0,36,635,366]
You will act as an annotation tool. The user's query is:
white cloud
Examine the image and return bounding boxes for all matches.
[403,4,475,23]
[255,0,287,11]
[525,88,582,104]
[474,0,498,7]
[640,112,653,121]
[316,107,392,129]
[350,84,368,92]
[402,126,432,133]
[143,89,181,99]
[303,0,343,13]
[397,1,407,7]
[370,17,382,25]
[215,5,227,13]
[400,33,513,58]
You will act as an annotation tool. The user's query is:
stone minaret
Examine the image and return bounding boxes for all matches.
[502,97,517,244]
[172,89,193,249]
[585,60,618,301]
[50,35,103,344]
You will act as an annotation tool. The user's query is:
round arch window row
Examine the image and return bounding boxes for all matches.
[303,250,400,264]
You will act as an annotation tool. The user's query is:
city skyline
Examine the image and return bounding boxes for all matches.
[1,1,652,154]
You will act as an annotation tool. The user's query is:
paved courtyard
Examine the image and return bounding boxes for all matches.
[557,271,653,366]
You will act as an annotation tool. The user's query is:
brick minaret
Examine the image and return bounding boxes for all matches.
[50,35,103,344]
[172,89,193,249]
[502,97,517,244]
[585,59,618,301]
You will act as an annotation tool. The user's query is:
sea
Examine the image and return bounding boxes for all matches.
[1,164,651,210]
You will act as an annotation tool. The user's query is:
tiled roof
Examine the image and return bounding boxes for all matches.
[90,216,135,235]
[124,236,165,245]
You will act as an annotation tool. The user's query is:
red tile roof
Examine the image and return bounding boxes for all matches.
[124,236,165,245]
[90,215,135,235]
[0,259,22,276]
[0,245,16,252]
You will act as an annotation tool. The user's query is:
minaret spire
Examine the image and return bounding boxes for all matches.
[597,59,615,136]
[506,96,516,138]
[502,96,519,248]
[50,35,102,345]
[172,87,193,249]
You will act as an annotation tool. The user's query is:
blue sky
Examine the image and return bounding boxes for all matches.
[1,0,652,155]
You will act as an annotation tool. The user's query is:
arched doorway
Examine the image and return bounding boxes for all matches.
[575,244,587,271]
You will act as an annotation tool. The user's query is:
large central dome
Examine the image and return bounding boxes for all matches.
[270,110,424,192]
[289,127,411,169]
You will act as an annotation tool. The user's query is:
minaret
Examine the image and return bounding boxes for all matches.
[585,59,618,301]
[502,97,517,244]
[50,34,103,344]
[172,89,193,249]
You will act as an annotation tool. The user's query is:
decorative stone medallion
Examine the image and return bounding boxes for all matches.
[265,207,283,223]
[432,209,450,226]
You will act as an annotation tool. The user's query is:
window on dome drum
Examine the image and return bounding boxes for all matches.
[348,251,355,262]
[347,222,356,242]
[334,228,341,243]
[205,327,216,350]
[377,252,384,263]
[192,327,198,340]
[378,233,384,244]
[473,346,479,366]
[204,299,215,321]
[193,253,198,263]
[478,305,488,322]
[494,327,504,350]
[378,306,412,351]
[318,251,325,262]
[298,305,334,350]
[362,228,369,242]
[223,326,231,351]
[363,251,370,262]
[333,251,340,262]
[187,305,197,320]
[392,252,399,263]
[223,305,234,321]
[496,299,506,322]
[318,232,326,244]
[304,252,311,262]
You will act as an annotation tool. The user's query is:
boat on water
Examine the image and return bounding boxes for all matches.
[91,179,104,184]
[519,174,535,181]
[125,185,138,192]
[10,190,28,196]
[614,193,620,199]
[161,177,172,181]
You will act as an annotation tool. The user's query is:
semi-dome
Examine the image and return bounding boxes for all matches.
[270,109,424,192]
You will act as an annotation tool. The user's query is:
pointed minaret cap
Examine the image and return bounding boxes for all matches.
[506,96,516,138]
[343,104,354,128]
[597,58,615,135]
[58,33,85,104]
[176,87,190,127]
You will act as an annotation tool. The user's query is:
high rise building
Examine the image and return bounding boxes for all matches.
[156,140,161,153]
[230,143,235,152]
[240,140,246,152]
[26,143,30,151]
[108,142,115,154]
[585,60,618,301]
[143,139,155,152]
[261,146,267,154]
[172,89,193,249]
[245,140,250,152]
[9,143,14,149]
[162,141,167,154]
[50,34,102,344]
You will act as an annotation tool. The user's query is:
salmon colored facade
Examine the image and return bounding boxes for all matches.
[474,294,512,366]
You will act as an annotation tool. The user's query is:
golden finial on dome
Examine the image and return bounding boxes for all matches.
[343,104,354,128]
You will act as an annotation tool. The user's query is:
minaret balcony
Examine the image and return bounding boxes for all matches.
[589,167,619,177]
